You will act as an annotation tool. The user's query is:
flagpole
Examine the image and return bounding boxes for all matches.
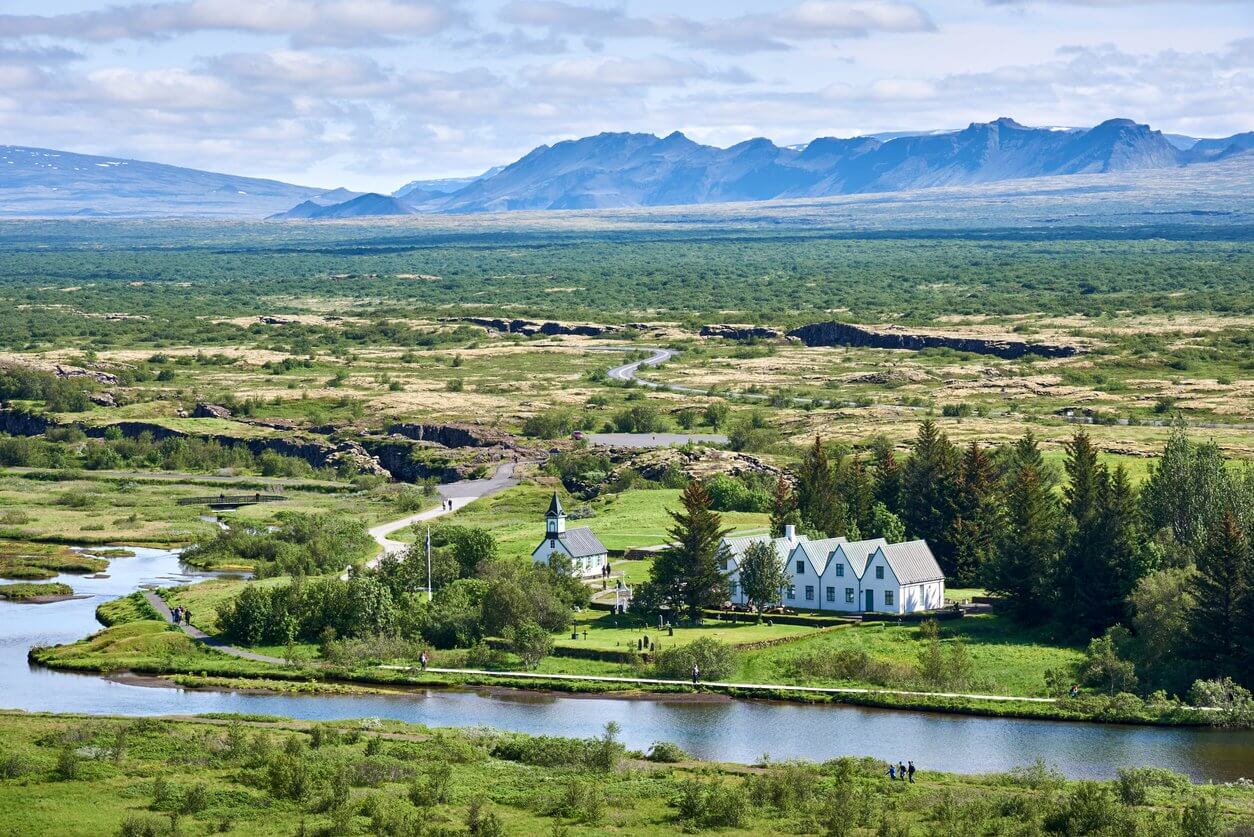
[425,525,433,603]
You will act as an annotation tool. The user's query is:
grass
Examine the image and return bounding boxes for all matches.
[0,541,106,580]
[444,482,770,560]
[739,614,1084,697]
[0,581,73,600]
[95,592,161,626]
[561,608,817,654]
[0,711,1249,837]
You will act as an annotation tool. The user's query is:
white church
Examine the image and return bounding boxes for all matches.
[721,525,945,615]
[531,492,608,578]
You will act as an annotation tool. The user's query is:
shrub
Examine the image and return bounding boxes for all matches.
[1115,766,1189,806]
[646,741,688,763]
[0,751,31,779]
[653,637,736,681]
[117,814,168,837]
[408,762,453,807]
[676,779,747,828]
[53,748,80,781]
[503,619,553,669]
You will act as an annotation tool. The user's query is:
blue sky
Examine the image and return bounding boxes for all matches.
[0,0,1249,191]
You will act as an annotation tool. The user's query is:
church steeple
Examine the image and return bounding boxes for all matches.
[546,491,566,536]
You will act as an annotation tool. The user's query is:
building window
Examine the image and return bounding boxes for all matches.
[835,564,844,577]
[729,581,738,597]
[786,585,796,600]
[845,588,854,603]
[826,586,835,602]
[550,538,556,549]
[805,585,814,601]
[885,590,894,606]
[875,566,884,580]
[796,560,805,574]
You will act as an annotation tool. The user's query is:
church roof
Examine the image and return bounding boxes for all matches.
[555,526,606,558]
[547,491,564,517]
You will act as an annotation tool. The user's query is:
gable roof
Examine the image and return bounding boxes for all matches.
[721,533,808,569]
[833,538,888,578]
[553,526,606,558]
[796,537,848,576]
[877,540,944,585]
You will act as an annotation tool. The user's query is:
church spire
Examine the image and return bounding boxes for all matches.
[546,491,566,536]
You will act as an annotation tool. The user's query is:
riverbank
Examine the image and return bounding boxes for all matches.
[30,616,1218,728]
[0,710,1248,837]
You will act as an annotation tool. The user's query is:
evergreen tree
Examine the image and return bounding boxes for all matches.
[900,421,959,573]
[795,436,846,537]
[738,540,788,621]
[768,474,800,538]
[1061,431,1104,629]
[650,481,730,623]
[1142,423,1237,557]
[871,437,903,515]
[987,448,1062,623]
[949,442,1002,586]
[839,456,876,536]
[1188,513,1252,680]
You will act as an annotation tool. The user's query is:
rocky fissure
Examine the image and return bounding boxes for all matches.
[786,321,1081,360]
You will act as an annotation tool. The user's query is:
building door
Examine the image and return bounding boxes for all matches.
[864,590,874,612]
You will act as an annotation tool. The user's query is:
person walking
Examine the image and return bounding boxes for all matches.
[897,762,906,781]
[184,608,192,626]
[691,664,700,685]
[907,761,915,783]
[888,764,896,780]
[419,650,428,671]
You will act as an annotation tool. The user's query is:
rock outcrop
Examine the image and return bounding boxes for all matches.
[699,324,785,340]
[441,317,633,337]
[786,322,1081,360]
[386,422,509,448]
[192,403,233,419]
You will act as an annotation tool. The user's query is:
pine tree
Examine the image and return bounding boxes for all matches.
[871,436,903,514]
[988,453,1062,623]
[1188,512,1252,677]
[1062,431,1105,629]
[840,456,876,536]
[900,421,959,573]
[795,436,846,537]
[949,442,1002,586]
[650,481,731,623]
[769,474,800,538]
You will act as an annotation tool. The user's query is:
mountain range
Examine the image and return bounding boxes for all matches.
[1,118,1250,219]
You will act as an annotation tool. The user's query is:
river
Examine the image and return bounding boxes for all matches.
[2,548,1251,782]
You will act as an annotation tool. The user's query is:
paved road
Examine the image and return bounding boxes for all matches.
[365,461,519,566]
[587,432,728,448]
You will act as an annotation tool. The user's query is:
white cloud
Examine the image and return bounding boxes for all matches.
[0,0,461,47]
[499,1,935,54]
[521,55,752,89]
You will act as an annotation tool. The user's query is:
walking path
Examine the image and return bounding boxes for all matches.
[365,461,519,567]
[142,590,287,665]
[378,665,1059,704]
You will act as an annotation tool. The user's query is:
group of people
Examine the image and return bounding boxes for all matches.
[888,761,917,783]
[170,605,192,626]
[440,498,456,512]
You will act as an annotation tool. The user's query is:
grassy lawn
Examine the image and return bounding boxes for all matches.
[739,614,1083,697]
[443,482,770,561]
[560,609,816,655]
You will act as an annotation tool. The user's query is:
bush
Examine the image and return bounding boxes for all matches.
[503,620,553,669]
[676,779,747,828]
[1115,766,1189,806]
[646,741,689,763]
[408,762,453,807]
[117,814,168,837]
[653,638,736,681]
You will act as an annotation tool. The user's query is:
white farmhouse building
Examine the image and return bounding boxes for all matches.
[531,492,608,578]
[722,525,944,615]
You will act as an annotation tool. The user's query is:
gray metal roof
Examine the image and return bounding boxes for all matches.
[556,526,607,558]
[833,538,888,578]
[722,533,809,568]
[797,537,848,575]
[878,540,944,584]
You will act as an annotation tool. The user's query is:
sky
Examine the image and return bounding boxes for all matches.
[0,0,1250,191]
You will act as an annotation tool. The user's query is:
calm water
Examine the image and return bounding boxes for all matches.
[2,548,1252,781]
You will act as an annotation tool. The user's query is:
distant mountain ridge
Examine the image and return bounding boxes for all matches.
[3,118,1250,219]
[0,145,341,218]
[428,117,1233,214]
